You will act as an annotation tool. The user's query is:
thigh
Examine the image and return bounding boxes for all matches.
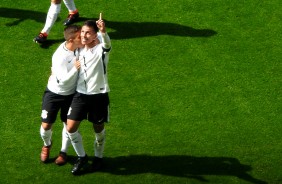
[67,92,87,121]
[41,90,61,124]
[60,94,74,122]
[87,93,110,124]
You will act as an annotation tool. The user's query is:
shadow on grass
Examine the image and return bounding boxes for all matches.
[0,8,217,47]
[66,154,267,184]
[38,38,65,49]
[77,17,217,39]
[0,7,64,48]
[0,7,46,26]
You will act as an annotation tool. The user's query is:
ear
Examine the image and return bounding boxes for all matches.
[68,38,74,43]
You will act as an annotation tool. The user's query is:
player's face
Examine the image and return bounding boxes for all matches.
[80,25,97,45]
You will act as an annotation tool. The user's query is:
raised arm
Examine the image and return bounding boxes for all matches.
[96,15,111,49]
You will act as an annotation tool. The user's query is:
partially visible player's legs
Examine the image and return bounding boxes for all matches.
[67,120,88,174]
[55,93,74,165]
[63,0,79,26]
[92,123,105,171]
[90,93,109,171]
[34,0,62,43]
[40,123,53,162]
[55,122,71,165]
[41,2,61,35]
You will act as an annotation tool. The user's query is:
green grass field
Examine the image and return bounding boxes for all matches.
[0,0,281,183]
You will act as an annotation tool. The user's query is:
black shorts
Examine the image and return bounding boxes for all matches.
[67,92,110,124]
[41,88,74,124]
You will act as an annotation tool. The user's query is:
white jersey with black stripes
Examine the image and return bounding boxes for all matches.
[76,33,111,95]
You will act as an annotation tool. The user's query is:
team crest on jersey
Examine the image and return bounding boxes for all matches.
[41,110,48,119]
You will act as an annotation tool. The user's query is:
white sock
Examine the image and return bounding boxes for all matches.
[41,3,61,34]
[63,0,77,12]
[60,123,71,153]
[94,129,105,158]
[40,125,52,146]
[68,130,85,157]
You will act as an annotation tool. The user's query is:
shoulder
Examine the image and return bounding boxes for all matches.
[53,42,68,55]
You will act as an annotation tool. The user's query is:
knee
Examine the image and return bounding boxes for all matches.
[52,0,62,4]
[93,123,105,133]
[41,122,52,130]
[66,120,80,133]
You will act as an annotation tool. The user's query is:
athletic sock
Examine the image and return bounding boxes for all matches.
[40,125,52,146]
[63,0,77,13]
[60,123,71,153]
[41,3,61,34]
[94,129,105,158]
[68,130,86,157]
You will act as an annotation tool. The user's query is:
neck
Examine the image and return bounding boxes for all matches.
[65,41,75,51]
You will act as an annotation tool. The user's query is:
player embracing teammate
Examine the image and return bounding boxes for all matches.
[39,14,112,175]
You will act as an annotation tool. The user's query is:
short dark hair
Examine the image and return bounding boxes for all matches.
[83,20,99,33]
[64,25,81,41]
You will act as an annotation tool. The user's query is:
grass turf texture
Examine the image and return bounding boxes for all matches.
[0,0,281,183]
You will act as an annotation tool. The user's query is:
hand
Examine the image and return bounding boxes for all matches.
[75,60,81,70]
[96,13,106,33]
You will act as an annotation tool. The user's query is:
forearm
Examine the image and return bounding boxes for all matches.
[100,32,111,49]
[55,67,78,85]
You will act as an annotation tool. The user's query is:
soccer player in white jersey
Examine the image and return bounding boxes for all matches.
[66,17,111,175]
[34,0,79,44]
[40,25,83,165]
